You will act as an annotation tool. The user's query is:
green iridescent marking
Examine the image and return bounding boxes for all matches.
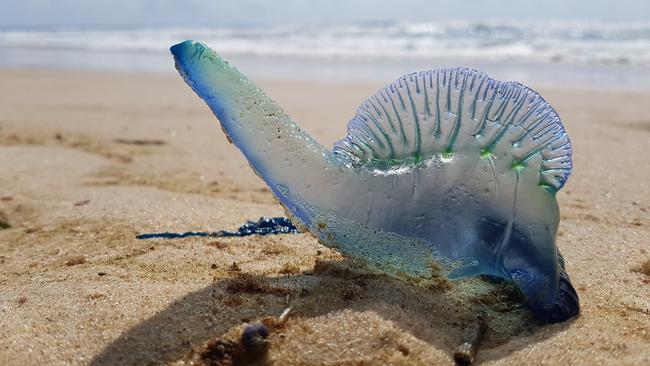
[480,148,493,158]
[511,160,526,172]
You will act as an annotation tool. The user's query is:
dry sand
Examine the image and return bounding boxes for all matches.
[0,68,648,365]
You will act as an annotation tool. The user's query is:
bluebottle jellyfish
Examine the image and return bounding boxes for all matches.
[170,40,579,323]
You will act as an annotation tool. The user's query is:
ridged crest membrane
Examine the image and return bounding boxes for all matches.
[333,68,572,191]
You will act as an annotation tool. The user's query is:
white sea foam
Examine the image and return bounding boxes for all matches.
[1,20,650,66]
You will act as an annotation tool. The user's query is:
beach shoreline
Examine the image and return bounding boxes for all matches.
[3,47,650,92]
[0,68,648,365]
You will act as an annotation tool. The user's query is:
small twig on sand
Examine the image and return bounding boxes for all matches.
[454,312,487,365]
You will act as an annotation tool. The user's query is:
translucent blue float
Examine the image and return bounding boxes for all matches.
[170,40,579,323]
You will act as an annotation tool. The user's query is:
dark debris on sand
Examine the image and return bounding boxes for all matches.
[186,311,292,366]
[632,259,650,277]
[225,273,295,297]
[0,210,11,229]
[113,138,167,146]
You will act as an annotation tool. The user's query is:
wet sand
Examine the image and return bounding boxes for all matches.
[0,68,648,365]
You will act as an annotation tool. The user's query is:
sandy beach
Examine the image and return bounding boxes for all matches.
[0,68,648,365]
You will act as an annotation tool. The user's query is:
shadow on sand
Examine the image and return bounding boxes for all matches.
[90,260,572,365]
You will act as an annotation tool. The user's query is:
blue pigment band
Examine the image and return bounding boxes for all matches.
[136,217,299,240]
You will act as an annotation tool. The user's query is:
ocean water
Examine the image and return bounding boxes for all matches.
[1,21,650,89]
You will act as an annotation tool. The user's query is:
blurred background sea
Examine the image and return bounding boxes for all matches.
[1,0,650,89]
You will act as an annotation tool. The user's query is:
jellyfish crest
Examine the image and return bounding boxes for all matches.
[333,68,572,191]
